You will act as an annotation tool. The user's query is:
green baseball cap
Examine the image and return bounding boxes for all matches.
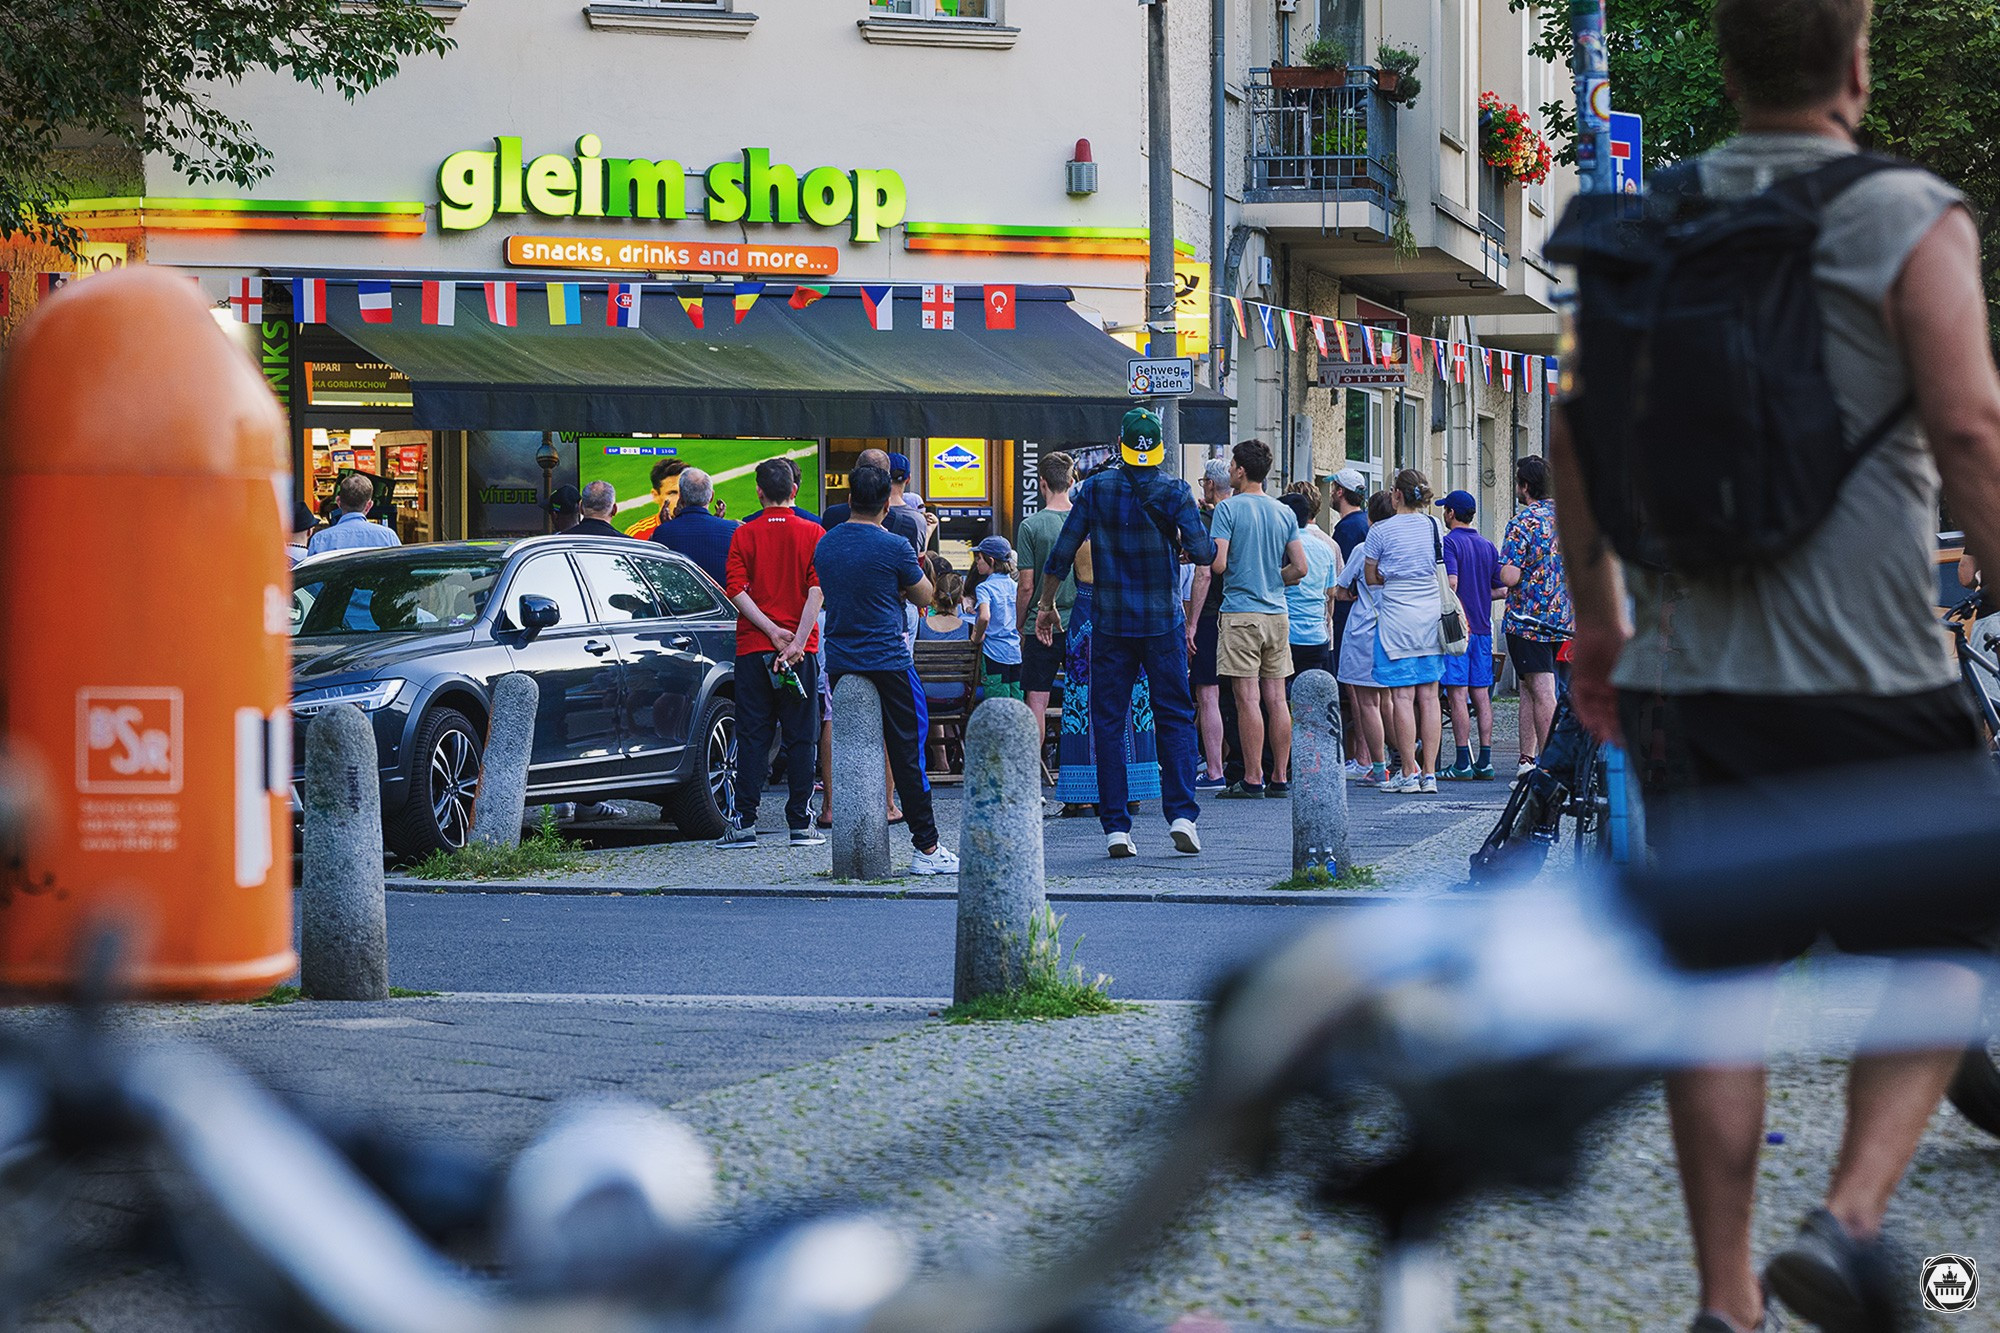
[1120,406,1165,467]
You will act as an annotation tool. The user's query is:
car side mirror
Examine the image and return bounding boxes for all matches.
[518,594,561,638]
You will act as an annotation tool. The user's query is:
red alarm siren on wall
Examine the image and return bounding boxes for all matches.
[1066,138,1098,196]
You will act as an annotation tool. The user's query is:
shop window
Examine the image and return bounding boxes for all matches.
[504,556,591,630]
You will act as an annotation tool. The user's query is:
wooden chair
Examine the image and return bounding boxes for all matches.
[913,639,980,783]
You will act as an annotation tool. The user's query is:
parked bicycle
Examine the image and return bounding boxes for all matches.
[1465,684,1617,884]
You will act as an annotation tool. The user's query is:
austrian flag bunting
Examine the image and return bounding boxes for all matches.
[607,282,643,328]
[921,283,955,330]
[422,280,456,326]
[860,285,894,331]
[292,278,326,324]
[484,281,517,327]
[357,279,393,324]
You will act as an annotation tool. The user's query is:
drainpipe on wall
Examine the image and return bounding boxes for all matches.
[1210,0,1226,392]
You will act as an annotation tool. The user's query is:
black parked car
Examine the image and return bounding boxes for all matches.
[289,536,738,862]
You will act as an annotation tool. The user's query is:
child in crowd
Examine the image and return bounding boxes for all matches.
[971,535,1024,700]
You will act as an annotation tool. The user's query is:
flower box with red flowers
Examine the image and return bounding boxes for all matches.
[1477,92,1553,186]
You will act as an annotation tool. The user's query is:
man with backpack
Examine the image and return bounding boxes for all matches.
[1550,2,2000,1329]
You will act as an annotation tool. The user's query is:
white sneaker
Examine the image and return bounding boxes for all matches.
[911,843,960,876]
[1418,774,1438,794]
[1382,773,1417,794]
[1518,758,1538,776]
[1343,759,1369,779]
[1106,831,1138,858]
[1168,818,1201,854]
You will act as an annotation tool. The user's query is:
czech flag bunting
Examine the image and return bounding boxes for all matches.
[292,278,325,323]
[422,280,456,326]
[484,281,517,327]
[228,276,262,324]
[676,285,706,329]
[357,279,393,324]
[546,282,581,326]
[732,282,763,324]
[608,282,644,328]
[984,284,1016,329]
[1309,315,1329,358]
[788,283,830,311]
[860,285,893,331]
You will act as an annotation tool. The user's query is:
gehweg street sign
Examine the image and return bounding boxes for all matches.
[1128,357,1194,397]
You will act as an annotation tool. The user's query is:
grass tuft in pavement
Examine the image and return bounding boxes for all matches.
[251,984,441,1006]
[942,906,1134,1024]
[1269,863,1380,892]
[404,809,594,881]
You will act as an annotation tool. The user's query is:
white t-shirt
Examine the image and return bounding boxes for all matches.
[1362,512,1445,660]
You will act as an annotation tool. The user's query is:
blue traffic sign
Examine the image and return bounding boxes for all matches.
[1609,111,1644,196]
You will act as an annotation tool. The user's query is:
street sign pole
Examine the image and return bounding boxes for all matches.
[1570,1,1616,195]
[1145,0,1182,474]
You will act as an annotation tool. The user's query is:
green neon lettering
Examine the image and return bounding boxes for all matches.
[605,157,686,220]
[849,168,907,243]
[495,136,524,215]
[437,149,496,230]
[743,148,800,225]
[800,166,855,228]
[704,160,747,224]
[525,154,577,216]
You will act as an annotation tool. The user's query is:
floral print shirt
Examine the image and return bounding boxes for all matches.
[1498,499,1572,642]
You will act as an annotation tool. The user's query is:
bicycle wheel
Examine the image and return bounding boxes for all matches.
[1572,747,1612,864]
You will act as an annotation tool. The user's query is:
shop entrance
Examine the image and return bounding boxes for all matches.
[301,355,435,543]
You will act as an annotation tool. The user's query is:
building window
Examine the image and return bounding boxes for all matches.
[868,0,997,18]
[858,0,1015,45]
[584,0,759,38]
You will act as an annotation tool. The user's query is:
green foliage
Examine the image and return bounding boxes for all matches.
[940,906,1131,1023]
[388,986,441,998]
[406,808,593,880]
[1269,863,1379,892]
[2,0,454,252]
[1377,44,1422,77]
[1302,36,1349,70]
[251,984,302,1007]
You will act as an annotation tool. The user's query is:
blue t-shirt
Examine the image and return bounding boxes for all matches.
[1211,491,1298,616]
[1285,533,1337,645]
[1333,509,1370,559]
[1442,524,1502,638]
[813,521,925,673]
[974,572,1021,665]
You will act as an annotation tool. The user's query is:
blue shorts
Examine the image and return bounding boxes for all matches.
[1373,638,1444,687]
[1442,633,1494,688]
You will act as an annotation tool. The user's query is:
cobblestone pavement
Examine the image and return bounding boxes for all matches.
[28,976,1998,1331]
[389,701,1528,900]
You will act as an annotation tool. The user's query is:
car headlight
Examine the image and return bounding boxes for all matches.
[291,680,407,717]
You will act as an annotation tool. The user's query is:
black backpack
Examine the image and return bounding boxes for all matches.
[1546,152,1916,575]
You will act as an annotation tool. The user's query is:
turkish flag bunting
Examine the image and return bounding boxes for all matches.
[984,284,1016,329]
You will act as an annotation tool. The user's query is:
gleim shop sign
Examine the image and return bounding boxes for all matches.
[438,138,908,242]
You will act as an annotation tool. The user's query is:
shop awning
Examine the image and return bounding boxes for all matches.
[321,282,1233,443]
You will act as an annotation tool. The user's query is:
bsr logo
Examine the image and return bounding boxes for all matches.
[77,689,183,794]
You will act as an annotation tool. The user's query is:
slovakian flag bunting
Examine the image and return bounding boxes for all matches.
[357,279,393,324]
[859,285,894,331]
[1255,304,1277,349]
[984,284,1015,329]
[732,283,763,324]
[292,278,326,323]
[788,283,830,311]
[546,282,580,326]
[484,281,517,327]
[421,280,456,326]
[1309,315,1329,358]
[228,276,263,324]
[920,283,955,330]
[607,282,643,328]
[1334,320,1352,362]
[676,285,706,329]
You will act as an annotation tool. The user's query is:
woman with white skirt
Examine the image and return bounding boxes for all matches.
[1334,490,1395,785]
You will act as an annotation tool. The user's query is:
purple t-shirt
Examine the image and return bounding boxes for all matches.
[1442,525,1502,638]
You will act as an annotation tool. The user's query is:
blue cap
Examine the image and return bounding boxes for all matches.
[887,451,912,481]
[1437,489,1477,516]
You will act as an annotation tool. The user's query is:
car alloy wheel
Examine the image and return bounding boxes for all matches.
[430,726,480,848]
[707,710,738,819]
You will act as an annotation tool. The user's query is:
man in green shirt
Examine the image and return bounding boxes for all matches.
[1015,451,1077,750]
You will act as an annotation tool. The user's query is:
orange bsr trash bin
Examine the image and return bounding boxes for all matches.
[0,266,297,998]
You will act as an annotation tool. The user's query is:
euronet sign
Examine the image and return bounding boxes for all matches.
[438,138,908,242]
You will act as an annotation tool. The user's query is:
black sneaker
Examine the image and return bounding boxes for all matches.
[1764,1208,1897,1332]
[1216,781,1265,799]
[1265,780,1291,797]
[715,822,758,849]
[788,826,827,847]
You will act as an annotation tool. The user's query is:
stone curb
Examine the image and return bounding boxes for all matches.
[382,877,1447,907]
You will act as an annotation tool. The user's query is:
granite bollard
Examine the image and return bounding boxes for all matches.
[468,673,539,849]
[954,697,1048,1003]
[301,703,389,1000]
[1290,669,1349,875]
[831,673,890,879]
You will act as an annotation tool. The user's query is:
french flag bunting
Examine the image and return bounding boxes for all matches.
[357,279,393,324]
[229,276,262,324]
[1334,320,1352,362]
[422,280,456,326]
[1309,315,1329,358]
[1547,357,1560,396]
[859,285,893,331]
[607,282,643,328]
[546,282,581,326]
[1228,296,1248,340]
[292,278,326,323]
[1500,353,1515,391]
[1255,304,1277,349]
[484,281,517,327]
[1280,309,1299,352]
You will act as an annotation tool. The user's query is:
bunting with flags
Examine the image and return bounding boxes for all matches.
[1479,348,1493,385]
[732,282,763,324]
[1547,357,1560,397]
[1408,334,1426,376]
[1280,309,1299,352]
[1255,303,1277,349]
[859,285,893,330]
[36,272,70,300]
[1228,296,1248,340]
[292,278,325,323]
[607,282,643,328]
[676,285,706,329]
[920,283,955,330]
[228,277,262,324]
[1334,320,1352,361]
[1523,354,1537,395]
[546,282,581,326]
[0,273,9,318]
[1451,343,1470,384]
[984,284,1016,329]
[788,283,830,310]
[422,280,456,326]
[484,281,517,327]
[1309,315,1329,358]
[1499,353,1515,391]
[1359,324,1378,365]
[357,279,393,324]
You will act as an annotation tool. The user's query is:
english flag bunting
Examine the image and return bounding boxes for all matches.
[1500,354,1515,391]
[1255,304,1277,349]
[228,277,263,324]
[547,282,581,326]
[1309,315,1329,358]
[1334,320,1352,362]
[860,285,894,331]
[921,283,955,330]
[676,286,706,329]
[985,284,1016,329]
[608,282,644,328]
[485,282,518,327]
[1228,297,1248,340]
[422,281,456,326]
[357,280,394,324]
[292,278,326,323]
[1280,310,1299,352]
[789,284,830,310]
[732,283,763,324]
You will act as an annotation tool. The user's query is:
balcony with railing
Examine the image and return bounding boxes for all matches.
[1245,68,1399,215]
[1477,161,1510,276]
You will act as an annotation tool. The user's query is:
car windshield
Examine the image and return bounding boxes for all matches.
[293,553,501,637]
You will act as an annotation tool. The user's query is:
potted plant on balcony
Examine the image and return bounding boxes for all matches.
[1478,91,1553,185]
[1375,44,1422,106]
[1272,35,1347,89]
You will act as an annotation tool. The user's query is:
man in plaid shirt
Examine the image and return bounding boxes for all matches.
[1038,409,1218,858]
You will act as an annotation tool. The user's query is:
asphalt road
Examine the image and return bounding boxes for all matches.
[383,894,1356,1000]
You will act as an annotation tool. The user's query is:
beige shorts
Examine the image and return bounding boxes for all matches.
[1217,612,1291,679]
